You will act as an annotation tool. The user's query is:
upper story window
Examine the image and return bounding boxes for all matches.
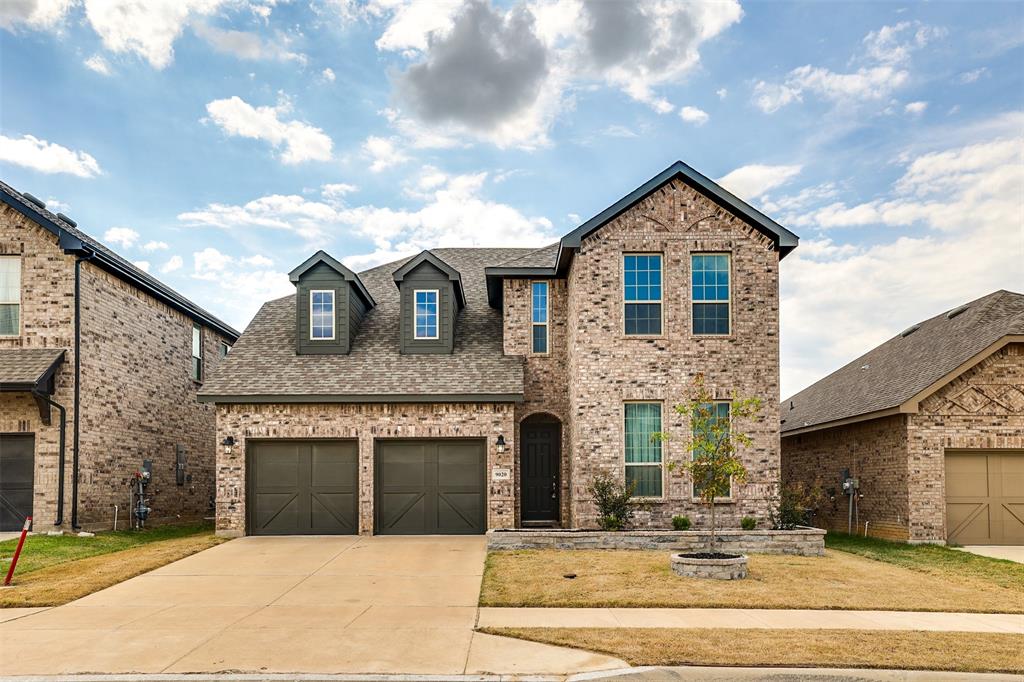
[624,401,662,498]
[414,289,439,339]
[692,401,732,499]
[191,324,203,382]
[692,253,730,335]
[531,281,548,354]
[0,257,20,337]
[624,254,662,336]
[219,341,231,358]
[310,290,335,340]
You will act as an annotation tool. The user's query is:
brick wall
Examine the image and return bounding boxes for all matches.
[214,402,516,536]
[564,178,782,529]
[781,415,911,540]
[907,342,1024,542]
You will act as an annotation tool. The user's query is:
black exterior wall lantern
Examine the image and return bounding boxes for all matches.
[496,434,506,453]
[221,435,236,453]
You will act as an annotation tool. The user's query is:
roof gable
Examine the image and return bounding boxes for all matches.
[393,250,467,309]
[289,249,376,309]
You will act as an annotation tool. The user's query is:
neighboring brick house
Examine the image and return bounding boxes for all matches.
[199,162,800,537]
[781,291,1024,545]
[0,181,239,532]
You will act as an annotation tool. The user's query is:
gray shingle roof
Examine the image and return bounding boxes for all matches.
[199,248,534,401]
[782,290,1024,433]
[0,348,66,388]
[494,243,559,269]
[0,180,239,340]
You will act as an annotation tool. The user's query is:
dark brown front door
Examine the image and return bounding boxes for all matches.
[521,421,559,523]
[247,440,358,535]
[0,435,34,531]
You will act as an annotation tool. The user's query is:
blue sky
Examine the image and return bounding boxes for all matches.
[1,0,1022,397]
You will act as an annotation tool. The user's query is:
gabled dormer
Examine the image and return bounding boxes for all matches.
[289,250,375,355]
[392,251,466,355]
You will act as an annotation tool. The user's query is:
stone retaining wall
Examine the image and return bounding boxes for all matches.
[487,526,825,556]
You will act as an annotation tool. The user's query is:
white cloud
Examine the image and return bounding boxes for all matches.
[678,106,709,126]
[193,246,233,279]
[205,95,333,164]
[0,134,102,178]
[751,81,802,114]
[959,67,988,84]
[83,54,111,75]
[133,260,151,272]
[192,21,306,63]
[718,164,802,201]
[602,124,638,138]
[0,0,72,30]
[716,88,727,99]
[160,255,183,273]
[362,136,410,173]
[779,129,1024,396]
[179,193,340,240]
[862,21,946,65]
[189,246,293,325]
[321,182,358,201]
[904,100,928,116]
[321,67,336,82]
[241,254,273,267]
[143,240,169,251]
[103,227,140,248]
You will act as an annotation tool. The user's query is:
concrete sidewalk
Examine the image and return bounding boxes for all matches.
[477,607,1024,633]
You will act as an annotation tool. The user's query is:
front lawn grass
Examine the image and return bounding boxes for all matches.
[480,548,1024,612]
[826,532,1024,589]
[483,627,1024,675]
[0,524,224,607]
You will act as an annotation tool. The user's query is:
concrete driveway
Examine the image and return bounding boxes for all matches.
[0,535,624,677]
[955,545,1024,563]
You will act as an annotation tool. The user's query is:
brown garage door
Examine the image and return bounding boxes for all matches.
[248,440,358,535]
[946,450,1024,545]
[0,435,34,531]
[375,439,485,535]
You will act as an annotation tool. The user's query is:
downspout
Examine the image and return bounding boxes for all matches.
[71,250,94,530]
[33,392,66,526]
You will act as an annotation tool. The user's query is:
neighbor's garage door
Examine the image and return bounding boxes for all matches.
[247,440,358,535]
[0,435,34,532]
[946,450,1024,545]
[375,439,485,535]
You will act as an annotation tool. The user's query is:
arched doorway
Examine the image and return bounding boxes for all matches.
[520,413,561,525]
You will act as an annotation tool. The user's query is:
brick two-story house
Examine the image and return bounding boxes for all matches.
[0,181,239,532]
[199,162,799,537]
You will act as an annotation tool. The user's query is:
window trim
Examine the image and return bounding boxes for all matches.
[530,280,549,355]
[691,252,732,337]
[219,341,231,358]
[191,323,203,383]
[413,288,440,340]
[0,256,21,338]
[690,400,735,502]
[622,252,664,338]
[309,289,336,341]
[623,400,664,501]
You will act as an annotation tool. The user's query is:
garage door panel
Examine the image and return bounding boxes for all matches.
[0,435,34,532]
[376,440,485,535]
[249,440,358,535]
[946,450,1024,545]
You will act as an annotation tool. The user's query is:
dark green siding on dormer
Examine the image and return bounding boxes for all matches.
[295,262,368,355]
[399,262,456,354]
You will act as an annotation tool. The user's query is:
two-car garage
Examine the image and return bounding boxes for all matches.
[247,439,486,536]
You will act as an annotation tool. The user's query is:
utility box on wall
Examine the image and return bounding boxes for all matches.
[176,445,186,486]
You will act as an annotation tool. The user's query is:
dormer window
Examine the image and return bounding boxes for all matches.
[310,290,336,340]
[414,290,439,339]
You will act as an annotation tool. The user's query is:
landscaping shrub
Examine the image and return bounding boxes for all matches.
[769,481,826,529]
[589,475,636,531]
[672,515,691,531]
[741,516,757,530]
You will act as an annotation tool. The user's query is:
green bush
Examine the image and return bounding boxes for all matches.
[589,475,636,531]
[741,516,757,530]
[671,515,691,531]
[770,481,826,530]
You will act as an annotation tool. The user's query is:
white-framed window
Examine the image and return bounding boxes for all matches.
[624,401,663,498]
[623,253,662,335]
[191,324,203,382]
[531,281,548,354]
[0,256,21,337]
[414,289,439,339]
[692,253,731,335]
[219,341,231,358]
[310,290,335,340]
[691,401,733,500]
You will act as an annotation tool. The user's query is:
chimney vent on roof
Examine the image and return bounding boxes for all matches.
[899,324,921,338]
[56,213,77,227]
[946,305,969,320]
[22,193,46,209]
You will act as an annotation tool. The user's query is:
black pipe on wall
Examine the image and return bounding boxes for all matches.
[33,392,66,526]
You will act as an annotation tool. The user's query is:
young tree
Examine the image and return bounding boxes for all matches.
[655,375,763,553]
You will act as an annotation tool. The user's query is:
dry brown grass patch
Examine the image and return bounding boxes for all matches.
[480,549,1024,613]
[0,533,224,607]
[483,627,1024,674]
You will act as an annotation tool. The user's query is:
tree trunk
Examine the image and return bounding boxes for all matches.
[710,496,717,552]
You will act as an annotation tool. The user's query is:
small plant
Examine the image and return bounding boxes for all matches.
[589,474,636,531]
[741,516,757,530]
[769,481,826,530]
[672,515,691,531]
